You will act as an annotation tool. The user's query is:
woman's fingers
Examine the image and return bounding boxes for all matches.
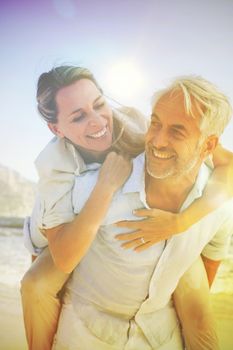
[134,241,153,252]
[115,230,142,241]
[116,227,174,249]
[115,209,180,251]
[121,238,144,249]
[116,217,165,232]
[120,237,154,251]
[115,220,143,229]
[133,208,164,217]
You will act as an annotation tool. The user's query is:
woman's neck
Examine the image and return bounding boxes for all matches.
[75,145,109,164]
[65,117,123,164]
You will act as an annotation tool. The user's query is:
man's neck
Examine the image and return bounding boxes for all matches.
[145,166,200,213]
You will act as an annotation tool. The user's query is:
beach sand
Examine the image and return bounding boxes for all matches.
[0,273,232,350]
[0,228,232,349]
[0,285,27,350]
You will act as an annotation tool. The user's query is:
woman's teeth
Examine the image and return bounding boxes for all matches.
[89,127,107,139]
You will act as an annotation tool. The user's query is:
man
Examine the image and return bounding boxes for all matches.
[113,76,233,348]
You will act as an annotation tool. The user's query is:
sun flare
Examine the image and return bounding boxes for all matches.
[103,60,146,103]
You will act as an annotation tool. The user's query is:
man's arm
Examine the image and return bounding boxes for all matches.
[173,256,219,350]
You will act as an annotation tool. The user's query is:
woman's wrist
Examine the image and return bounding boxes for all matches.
[93,180,116,201]
[177,208,198,234]
[95,178,121,195]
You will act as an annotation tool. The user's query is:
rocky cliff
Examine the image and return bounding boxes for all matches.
[0,164,36,218]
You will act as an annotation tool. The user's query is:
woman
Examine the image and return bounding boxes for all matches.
[21,66,233,349]
[21,65,146,350]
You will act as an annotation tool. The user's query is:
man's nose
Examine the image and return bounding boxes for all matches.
[151,129,169,149]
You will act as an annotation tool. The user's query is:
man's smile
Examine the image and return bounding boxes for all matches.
[152,148,175,160]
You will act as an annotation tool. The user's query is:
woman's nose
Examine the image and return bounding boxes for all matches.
[89,112,106,127]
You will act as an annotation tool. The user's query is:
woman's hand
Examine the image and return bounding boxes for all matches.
[45,152,132,273]
[98,152,132,193]
[115,208,184,252]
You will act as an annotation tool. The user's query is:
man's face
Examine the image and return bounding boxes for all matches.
[49,79,113,153]
[145,90,205,179]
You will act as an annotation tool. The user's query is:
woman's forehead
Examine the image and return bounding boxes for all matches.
[55,79,102,114]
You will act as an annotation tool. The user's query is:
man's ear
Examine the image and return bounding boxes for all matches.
[202,135,218,158]
[47,123,64,138]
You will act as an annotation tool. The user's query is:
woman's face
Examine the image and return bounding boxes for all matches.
[49,79,113,153]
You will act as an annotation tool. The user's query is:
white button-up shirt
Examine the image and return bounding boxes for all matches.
[54,153,233,349]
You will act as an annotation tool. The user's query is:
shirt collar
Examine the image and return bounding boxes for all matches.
[122,153,212,211]
[122,153,145,194]
[180,163,212,211]
[66,141,103,176]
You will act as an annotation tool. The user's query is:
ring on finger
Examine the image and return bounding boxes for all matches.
[140,237,145,244]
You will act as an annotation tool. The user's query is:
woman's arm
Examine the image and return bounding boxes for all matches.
[201,255,221,288]
[44,152,132,273]
[173,256,219,350]
[115,145,233,250]
[178,144,233,230]
[212,143,233,167]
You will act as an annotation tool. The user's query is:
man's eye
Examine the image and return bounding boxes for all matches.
[172,129,184,138]
[151,121,161,128]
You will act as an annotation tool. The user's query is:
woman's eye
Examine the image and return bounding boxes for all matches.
[94,102,105,110]
[72,114,85,123]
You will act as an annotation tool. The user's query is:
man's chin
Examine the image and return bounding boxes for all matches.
[146,166,175,179]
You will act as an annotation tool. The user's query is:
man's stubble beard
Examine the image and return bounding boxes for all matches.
[146,139,205,180]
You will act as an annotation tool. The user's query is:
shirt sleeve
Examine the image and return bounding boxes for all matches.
[23,216,43,255]
[201,217,233,260]
[34,137,80,230]
[23,187,76,255]
[23,197,48,255]
[37,180,76,230]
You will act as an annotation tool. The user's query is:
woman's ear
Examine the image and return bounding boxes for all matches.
[47,123,64,138]
[202,135,218,158]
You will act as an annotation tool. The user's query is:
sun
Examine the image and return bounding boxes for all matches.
[103,60,146,104]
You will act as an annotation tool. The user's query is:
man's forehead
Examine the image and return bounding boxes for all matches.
[154,89,187,111]
[153,88,203,123]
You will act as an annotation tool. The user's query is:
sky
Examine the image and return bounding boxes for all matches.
[1,0,233,181]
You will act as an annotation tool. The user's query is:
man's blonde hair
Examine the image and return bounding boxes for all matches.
[151,76,232,137]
